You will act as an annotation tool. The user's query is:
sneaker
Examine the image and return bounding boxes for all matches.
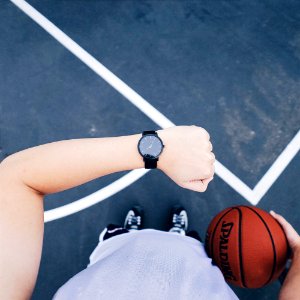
[99,224,128,242]
[169,205,188,235]
[124,206,143,230]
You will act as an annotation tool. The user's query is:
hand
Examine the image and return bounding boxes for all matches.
[270,211,300,300]
[270,210,300,254]
[157,125,215,192]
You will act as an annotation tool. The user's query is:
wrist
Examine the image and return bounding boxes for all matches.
[293,243,300,258]
[156,129,172,171]
[117,133,144,171]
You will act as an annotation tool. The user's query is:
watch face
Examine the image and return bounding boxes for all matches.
[138,135,163,158]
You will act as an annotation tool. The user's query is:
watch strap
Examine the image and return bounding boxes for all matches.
[143,157,158,169]
[142,130,156,136]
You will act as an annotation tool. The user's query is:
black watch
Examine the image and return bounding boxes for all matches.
[137,130,164,169]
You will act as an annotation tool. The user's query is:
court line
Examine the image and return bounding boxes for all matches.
[10,0,300,221]
[252,130,300,205]
[44,169,149,222]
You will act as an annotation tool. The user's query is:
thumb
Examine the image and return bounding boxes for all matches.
[182,176,214,193]
[202,176,214,186]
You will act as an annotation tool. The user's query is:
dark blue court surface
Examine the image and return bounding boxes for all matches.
[1,1,300,299]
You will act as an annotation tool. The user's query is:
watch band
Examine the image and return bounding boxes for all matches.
[142,130,156,136]
[143,156,158,169]
[142,130,159,169]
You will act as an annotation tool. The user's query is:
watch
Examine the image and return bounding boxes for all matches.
[137,130,164,169]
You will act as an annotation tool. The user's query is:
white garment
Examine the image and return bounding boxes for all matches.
[53,229,238,300]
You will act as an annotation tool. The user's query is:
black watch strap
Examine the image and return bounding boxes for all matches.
[142,130,156,136]
[143,157,158,169]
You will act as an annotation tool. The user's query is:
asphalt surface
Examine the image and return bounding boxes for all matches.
[1,1,299,299]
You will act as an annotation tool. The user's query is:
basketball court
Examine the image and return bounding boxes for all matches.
[1,1,300,299]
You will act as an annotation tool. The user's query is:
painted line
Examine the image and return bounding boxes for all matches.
[10,0,300,221]
[44,168,149,222]
[252,130,300,205]
[214,161,254,202]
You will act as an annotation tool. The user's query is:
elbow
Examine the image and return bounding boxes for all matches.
[0,154,15,170]
[1,151,33,174]
[0,154,41,194]
[0,154,44,196]
[0,155,24,187]
[0,154,20,173]
[0,155,23,192]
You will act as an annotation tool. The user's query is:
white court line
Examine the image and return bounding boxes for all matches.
[252,130,300,205]
[44,169,149,222]
[10,0,300,221]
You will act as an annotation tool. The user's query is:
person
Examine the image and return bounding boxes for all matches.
[0,125,299,299]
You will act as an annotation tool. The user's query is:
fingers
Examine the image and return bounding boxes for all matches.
[181,176,214,193]
[204,161,215,178]
[192,125,210,140]
[207,152,215,162]
[182,180,207,192]
[202,176,214,186]
[204,141,213,152]
[270,210,300,252]
[163,125,215,192]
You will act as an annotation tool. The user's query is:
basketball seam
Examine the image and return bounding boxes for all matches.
[210,207,246,287]
[235,206,247,288]
[243,206,277,286]
[210,208,234,260]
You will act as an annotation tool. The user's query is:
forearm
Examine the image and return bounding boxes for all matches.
[279,249,300,300]
[2,134,143,195]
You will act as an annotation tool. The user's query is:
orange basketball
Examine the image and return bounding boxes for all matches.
[205,205,289,288]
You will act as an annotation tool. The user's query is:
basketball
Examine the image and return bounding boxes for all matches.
[205,205,289,288]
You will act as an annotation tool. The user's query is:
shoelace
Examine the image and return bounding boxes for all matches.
[172,214,185,227]
[128,215,141,226]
